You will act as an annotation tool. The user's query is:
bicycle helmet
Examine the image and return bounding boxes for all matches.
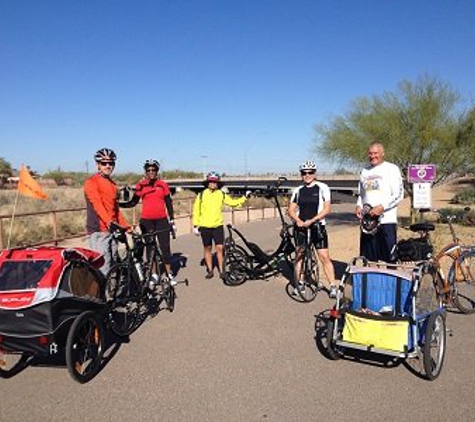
[206,171,221,182]
[360,203,381,235]
[143,159,160,170]
[299,160,317,172]
[94,148,116,162]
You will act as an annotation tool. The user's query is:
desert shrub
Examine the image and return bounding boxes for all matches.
[162,170,202,179]
[452,189,475,205]
[464,209,475,226]
[438,207,475,227]
[438,207,466,223]
[114,172,142,185]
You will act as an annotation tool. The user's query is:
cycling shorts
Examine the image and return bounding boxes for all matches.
[294,224,329,250]
[200,226,225,247]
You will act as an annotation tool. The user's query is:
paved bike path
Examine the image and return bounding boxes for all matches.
[2,215,475,421]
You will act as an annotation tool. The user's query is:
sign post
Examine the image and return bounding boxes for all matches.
[408,164,436,209]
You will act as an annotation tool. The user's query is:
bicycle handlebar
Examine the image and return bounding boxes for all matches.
[418,207,471,243]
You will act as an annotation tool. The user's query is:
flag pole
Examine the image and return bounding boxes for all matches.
[6,188,20,250]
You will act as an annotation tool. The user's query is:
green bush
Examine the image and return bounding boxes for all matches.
[452,189,475,205]
[438,207,475,227]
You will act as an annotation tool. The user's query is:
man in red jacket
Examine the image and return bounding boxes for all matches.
[84,148,129,275]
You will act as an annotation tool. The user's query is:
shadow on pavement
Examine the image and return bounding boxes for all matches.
[314,310,403,369]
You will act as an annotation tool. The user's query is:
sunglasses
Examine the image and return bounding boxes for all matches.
[300,171,315,176]
[146,168,157,173]
[100,161,115,167]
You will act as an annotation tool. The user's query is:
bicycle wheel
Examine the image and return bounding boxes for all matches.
[452,251,475,314]
[107,263,141,336]
[294,246,319,302]
[146,243,163,286]
[0,351,31,379]
[66,311,105,384]
[224,244,249,286]
[423,311,446,380]
[162,281,176,312]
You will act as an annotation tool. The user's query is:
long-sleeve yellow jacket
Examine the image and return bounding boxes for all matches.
[192,188,246,228]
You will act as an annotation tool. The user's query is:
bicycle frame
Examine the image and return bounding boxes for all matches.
[141,230,170,281]
[226,223,294,278]
[414,209,475,310]
[224,177,295,281]
[291,226,320,302]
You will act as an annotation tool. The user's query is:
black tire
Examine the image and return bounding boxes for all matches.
[163,282,176,312]
[224,244,249,286]
[66,311,105,384]
[423,312,446,380]
[107,263,141,336]
[147,247,163,286]
[0,352,31,379]
[452,251,475,314]
[294,246,319,302]
[325,319,342,360]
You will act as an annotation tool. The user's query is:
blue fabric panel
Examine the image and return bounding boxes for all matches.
[351,272,412,315]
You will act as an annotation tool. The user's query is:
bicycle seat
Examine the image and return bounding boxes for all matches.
[409,222,435,233]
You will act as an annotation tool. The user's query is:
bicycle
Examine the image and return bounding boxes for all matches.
[223,177,295,285]
[290,225,320,302]
[395,207,475,313]
[141,229,187,313]
[106,224,186,336]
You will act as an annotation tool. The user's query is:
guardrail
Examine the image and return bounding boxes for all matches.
[0,196,283,250]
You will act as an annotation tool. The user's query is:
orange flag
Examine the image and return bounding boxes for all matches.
[17,164,47,200]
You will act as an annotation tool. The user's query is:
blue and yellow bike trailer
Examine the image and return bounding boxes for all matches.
[326,258,446,380]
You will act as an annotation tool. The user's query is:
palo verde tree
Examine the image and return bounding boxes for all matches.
[0,157,13,188]
[316,75,475,200]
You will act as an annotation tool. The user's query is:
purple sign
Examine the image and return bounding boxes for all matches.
[407,164,436,183]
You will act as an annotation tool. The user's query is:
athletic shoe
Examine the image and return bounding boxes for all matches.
[292,282,305,296]
[168,274,177,287]
[205,271,214,279]
[148,273,160,290]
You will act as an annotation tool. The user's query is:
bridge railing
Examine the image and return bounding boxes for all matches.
[0,196,284,249]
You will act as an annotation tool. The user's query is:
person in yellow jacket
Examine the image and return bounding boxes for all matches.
[193,171,250,279]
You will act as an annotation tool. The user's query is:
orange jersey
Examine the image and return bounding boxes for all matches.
[84,173,129,233]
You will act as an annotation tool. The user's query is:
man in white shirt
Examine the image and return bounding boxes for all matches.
[356,141,404,262]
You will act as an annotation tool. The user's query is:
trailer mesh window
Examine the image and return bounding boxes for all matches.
[0,260,52,291]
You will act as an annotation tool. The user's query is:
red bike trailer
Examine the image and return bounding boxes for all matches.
[0,246,108,383]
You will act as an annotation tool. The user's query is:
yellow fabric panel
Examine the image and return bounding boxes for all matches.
[342,313,409,352]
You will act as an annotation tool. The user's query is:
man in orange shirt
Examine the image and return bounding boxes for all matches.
[84,148,129,275]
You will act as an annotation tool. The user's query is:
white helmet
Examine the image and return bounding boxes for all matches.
[143,159,160,170]
[299,160,317,171]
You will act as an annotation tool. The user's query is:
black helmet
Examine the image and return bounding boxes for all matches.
[143,159,160,170]
[360,204,381,235]
[94,148,116,162]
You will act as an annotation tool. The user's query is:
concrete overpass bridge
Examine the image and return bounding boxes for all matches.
[167,174,359,202]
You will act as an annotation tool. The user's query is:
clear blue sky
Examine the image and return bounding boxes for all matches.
[1,0,475,175]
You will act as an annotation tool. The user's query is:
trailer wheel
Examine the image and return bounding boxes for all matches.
[66,311,105,383]
[0,352,30,379]
[423,311,446,380]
